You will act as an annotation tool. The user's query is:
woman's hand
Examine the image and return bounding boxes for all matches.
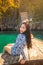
[20,59,26,64]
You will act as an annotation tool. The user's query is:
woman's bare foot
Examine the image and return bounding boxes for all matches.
[20,59,26,64]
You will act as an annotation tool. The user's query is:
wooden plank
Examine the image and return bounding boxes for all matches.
[33,38,43,53]
[11,60,43,65]
[29,39,43,60]
[0,57,4,65]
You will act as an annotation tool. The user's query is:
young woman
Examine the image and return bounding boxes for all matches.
[2,22,32,65]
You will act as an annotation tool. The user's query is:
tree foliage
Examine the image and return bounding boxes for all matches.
[0,0,20,18]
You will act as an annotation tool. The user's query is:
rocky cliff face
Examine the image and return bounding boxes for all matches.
[29,21,43,30]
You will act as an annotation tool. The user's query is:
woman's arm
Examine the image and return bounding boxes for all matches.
[21,47,26,61]
[20,48,26,64]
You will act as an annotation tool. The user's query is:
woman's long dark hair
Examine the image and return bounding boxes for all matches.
[20,22,32,49]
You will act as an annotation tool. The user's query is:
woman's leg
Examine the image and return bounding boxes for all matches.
[4,44,14,54]
[4,46,11,54]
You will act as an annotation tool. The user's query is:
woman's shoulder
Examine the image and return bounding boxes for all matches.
[18,34,26,39]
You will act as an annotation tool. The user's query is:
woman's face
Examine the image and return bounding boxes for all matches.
[20,24,26,33]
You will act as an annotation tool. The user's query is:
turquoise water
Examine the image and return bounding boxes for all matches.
[32,31,43,41]
[0,31,43,53]
[0,32,18,53]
